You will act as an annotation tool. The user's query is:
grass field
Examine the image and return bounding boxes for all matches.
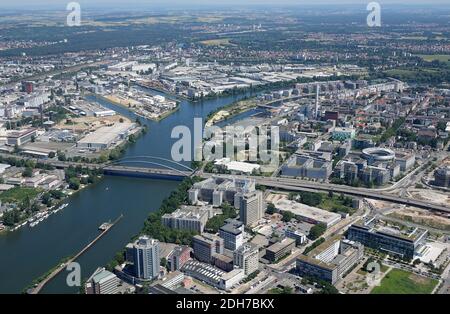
[370,269,438,294]
[0,187,41,204]
[200,38,231,46]
[416,54,450,65]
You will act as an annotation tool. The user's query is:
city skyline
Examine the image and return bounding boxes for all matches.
[0,2,449,300]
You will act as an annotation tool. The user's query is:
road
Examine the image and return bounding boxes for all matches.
[201,173,450,213]
[3,151,450,213]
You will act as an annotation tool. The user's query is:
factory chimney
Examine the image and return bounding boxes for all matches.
[315,84,320,119]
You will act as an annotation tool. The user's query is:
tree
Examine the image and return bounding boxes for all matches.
[437,121,446,132]
[57,151,66,161]
[315,282,339,294]
[48,152,56,159]
[20,196,31,211]
[281,211,295,222]
[266,203,278,215]
[42,192,52,206]
[309,223,327,240]
[31,202,40,212]
[160,257,168,268]
[69,178,81,190]
[50,190,65,199]
[22,167,33,178]
[300,192,322,207]
[2,209,21,226]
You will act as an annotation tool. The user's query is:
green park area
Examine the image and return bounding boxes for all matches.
[416,54,450,65]
[370,269,438,294]
[289,191,355,215]
[0,187,41,204]
[200,38,231,46]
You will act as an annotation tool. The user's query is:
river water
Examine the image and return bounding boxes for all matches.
[0,90,253,294]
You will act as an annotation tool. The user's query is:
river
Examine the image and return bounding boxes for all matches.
[0,90,254,294]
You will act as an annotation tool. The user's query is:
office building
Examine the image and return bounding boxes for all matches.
[233,243,259,275]
[162,205,215,233]
[332,127,356,141]
[296,237,364,284]
[219,218,245,250]
[129,236,160,280]
[167,246,191,272]
[265,238,296,262]
[192,233,224,263]
[347,216,428,259]
[274,199,341,227]
[85,267,121,294]
[181,260,244,291]
[281,154,332,180]
[189,176,256,205]
[188,176,256,208]
[6,128,37,146]
[212,254,234,272]
[395,152,415,172]
[21,81,34,94]
[153,271,185,290]
[237,190,264,226]
[285,228,307,245]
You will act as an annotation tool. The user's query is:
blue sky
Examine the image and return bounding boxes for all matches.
[0,0,448,10]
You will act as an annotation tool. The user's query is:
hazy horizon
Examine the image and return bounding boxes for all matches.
[0,0,449,11]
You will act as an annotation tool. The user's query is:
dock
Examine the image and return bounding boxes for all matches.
[29,214,123,294]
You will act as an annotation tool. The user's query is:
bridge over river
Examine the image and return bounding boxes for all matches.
[100,163,450,215]
[1,152,448,214]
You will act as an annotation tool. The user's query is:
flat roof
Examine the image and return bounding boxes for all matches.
[78,122,133,145]
[267,238,295,253]
[352,216,428,242]
[274,199,341,226]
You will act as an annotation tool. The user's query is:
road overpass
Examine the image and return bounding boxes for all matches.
[103,165,192,181]
[2,152,448,213]
[201,173,450,214]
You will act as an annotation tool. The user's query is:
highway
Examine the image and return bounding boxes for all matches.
[200,173,450,214]
[2,152,449,213]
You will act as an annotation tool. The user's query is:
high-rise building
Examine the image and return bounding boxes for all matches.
[85,267,121,294]
[188,176,256,208]
[219,218,245,251]
[233,243,259,275]
[192,233,224,263]
[131,236,160,280]
[188,177,265,226]
[237,190,264,226]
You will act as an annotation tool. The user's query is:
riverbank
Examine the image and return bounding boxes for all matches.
[0,165,103,234]
[27,214,123,294]
[206,96,259,127]
[0,90,252,294]
[96,93,180,122]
